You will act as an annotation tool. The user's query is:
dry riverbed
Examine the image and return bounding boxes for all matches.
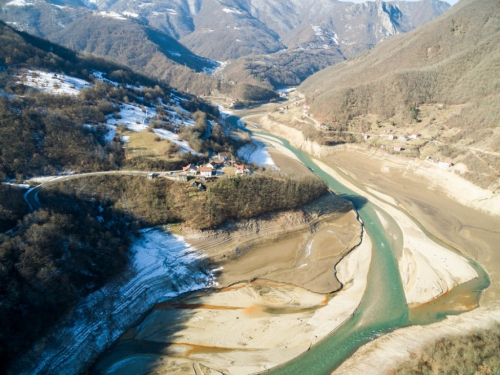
[239,106,500,374]
[92,193,369,375]
[317,149,500,374]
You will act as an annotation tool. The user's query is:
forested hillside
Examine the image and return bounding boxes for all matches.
[0,0,449,93]
[0,21,225,180]
[299,0,500,191]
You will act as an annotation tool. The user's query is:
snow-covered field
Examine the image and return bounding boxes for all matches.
[238,140,276,168]
[105,103,200,154]
[17,70,91,96]
[13,229,215,375]
[14,68,202,154]
[106,103,153,132]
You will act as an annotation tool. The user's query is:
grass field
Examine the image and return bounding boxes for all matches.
[123,130,180,161]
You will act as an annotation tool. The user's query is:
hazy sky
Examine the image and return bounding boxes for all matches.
[338,0,459,4]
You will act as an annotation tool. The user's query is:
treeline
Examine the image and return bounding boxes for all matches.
[0,94,123,181]
[0,185,29,232]
[45,174,329,231]
[0,193,132,373]
[390,323,500,375]
[200,175,328,229]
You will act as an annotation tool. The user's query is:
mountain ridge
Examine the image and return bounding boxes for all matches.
[0,0,450,92]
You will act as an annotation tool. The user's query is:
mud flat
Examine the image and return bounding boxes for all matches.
[91,194,369,375]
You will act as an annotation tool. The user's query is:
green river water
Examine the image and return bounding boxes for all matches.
[249,130,490,375]
[91,117,489,375]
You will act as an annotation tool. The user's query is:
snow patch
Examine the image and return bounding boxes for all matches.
[14,229,214,375]
[106,103,153,132]
[5,0,32,6]
[222,7,242,14]
[96,11,126,20]
[237,140,275,168]
[312,25,323,36]
[122,11,139,18]
[17,70,91,96]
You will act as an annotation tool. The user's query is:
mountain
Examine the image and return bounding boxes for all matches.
[0,0,450,92]
[299,0,500,192]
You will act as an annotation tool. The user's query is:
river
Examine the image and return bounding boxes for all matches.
[90,115,489,375]
[249,130,489,374]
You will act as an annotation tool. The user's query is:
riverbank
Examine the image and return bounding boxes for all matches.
[313,159,479,307]
[239,107,499,373]
[91,206,371,375]
[10,229,216,375]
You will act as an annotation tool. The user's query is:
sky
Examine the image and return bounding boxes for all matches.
[338,0,459,4]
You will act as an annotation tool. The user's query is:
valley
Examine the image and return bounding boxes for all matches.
[1,0,500,374]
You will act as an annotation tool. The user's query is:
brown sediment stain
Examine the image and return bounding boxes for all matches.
[250,280,289,288]
[409,278,483,324]
[174,343,253,357]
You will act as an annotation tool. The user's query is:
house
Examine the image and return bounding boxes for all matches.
[234,164,245,176]
[303,103,311,113]
[399,135,409,141]
[218,152,229,161]
[388,134,395,140]
[147,173,158,180]
[205,163,215,169]
[364,135,370,140]
[411,132,420,139]
[183,164,198,176]
[394,145,402,151]
[199,166,213,178]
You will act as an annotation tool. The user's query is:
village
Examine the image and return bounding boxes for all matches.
[274,94,455,170]
[147,151,255,190]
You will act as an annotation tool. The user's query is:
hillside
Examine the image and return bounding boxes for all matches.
[299,0,500,192]
[0,0,450,92]
[0,20,256,184]
[0,21,329,373]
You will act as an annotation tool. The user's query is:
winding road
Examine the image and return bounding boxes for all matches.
[23,170,182,212]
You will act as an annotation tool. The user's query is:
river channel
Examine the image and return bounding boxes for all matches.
[251,130,489,374]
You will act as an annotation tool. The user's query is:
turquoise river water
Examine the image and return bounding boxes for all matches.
[250,130,489,375]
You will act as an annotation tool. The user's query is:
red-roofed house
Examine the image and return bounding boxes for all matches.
[411,132,420,139]
[394,145,402,151]
[234,163,245,175]
[183,164,197,175]
[200,166,213,177]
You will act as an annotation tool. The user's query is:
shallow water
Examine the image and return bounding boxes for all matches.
[255,131,489,375]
